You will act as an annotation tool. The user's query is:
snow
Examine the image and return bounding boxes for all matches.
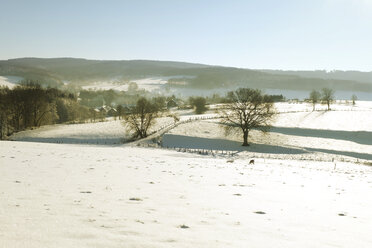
[274,101,372,132]
[161,102,372,163]
[81,79,130,91]
[11,117,174,145]
[0,141,371,248]
[2,101,372,247]
[0,75,23,89]
[11,119,128,144]
[81,76,194,92]
[131,77,169,92]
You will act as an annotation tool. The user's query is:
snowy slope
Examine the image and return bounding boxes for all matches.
[274,101,372,131]
[11,117,174,145]
[9,102,372,162]
[0,141,371,248]
[2,101,372,247]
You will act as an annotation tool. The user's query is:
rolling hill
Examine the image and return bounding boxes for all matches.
[1,58,372,94]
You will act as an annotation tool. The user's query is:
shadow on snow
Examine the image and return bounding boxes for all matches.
[161,134,307,154]
[12,137,125,145]
[162,134,372,161]
[270,127,372,146]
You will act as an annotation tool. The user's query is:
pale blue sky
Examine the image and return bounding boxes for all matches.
[1,0,372,71]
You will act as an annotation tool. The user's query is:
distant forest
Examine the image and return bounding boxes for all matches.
[1,58,372,92]
[0,82,155,138]
[0,83,86,139]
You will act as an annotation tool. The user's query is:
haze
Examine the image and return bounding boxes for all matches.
[1,0,372,71]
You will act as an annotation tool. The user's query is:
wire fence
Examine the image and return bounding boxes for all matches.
[135,138,372,166]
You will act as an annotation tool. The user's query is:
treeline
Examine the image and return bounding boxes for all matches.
[0,83,92,139]
[0,83,179,139]
[0,79,286,139]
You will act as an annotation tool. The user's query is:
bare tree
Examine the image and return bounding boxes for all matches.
[153,96,167,111]
[0,87,10,139]
[189,96,207,114]
[309,90,320,111]
[123,97,159,139]
[321,88,334,111]
[28,86,57,127]
[116,105,124,120]
[0,82,92,138]
[351,94,357,106]
[220,88,275,146]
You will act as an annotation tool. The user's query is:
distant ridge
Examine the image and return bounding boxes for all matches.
[1,57,372,92]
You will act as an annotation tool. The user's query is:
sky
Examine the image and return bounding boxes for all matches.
[1,0,372,71]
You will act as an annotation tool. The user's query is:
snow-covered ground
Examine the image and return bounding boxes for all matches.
[2,101,372,247]
[0,141,371,248]
[0,75,23,89]
[82,81,130,91]
[131,77,170,92]
[161,102,372,163]
[11,119,128,145]
[11,117,174,145]
[9,102,372,162]
[81,76,194,92]
[274,101,372,113]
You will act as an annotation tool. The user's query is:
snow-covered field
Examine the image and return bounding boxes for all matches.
[1,141,371,248]
[161,101,372,163]
[11,117,174,145]
[82,81,130,91]
[0,75,23,89]
[1,101,372,247]
[81,76,193,92]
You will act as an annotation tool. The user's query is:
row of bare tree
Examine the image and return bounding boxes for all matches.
[124,88,276,146]
[0,83,91,139]
[309,88,335,111]
[308,88,357,111]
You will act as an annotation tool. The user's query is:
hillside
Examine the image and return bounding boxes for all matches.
[3,101,372,248]
[10,101,372,163]
[1,58,372,94]
[162,102,372,162]
[1,105,372,247]
[262,70,372,84]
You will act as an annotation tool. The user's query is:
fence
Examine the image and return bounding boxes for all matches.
[135,139,372,166]
[135,141,237,157]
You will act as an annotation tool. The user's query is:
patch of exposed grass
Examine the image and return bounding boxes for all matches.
[254,211,266,214]
[129,197,142,201]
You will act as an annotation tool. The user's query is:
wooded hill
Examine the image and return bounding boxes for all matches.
[1,58,371,92]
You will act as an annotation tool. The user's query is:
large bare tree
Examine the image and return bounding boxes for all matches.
[123,97,159,139]
[321,88,334,111]
[220,88,275,146]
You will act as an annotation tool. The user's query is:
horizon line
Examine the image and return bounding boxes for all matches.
[1,56,372,73]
